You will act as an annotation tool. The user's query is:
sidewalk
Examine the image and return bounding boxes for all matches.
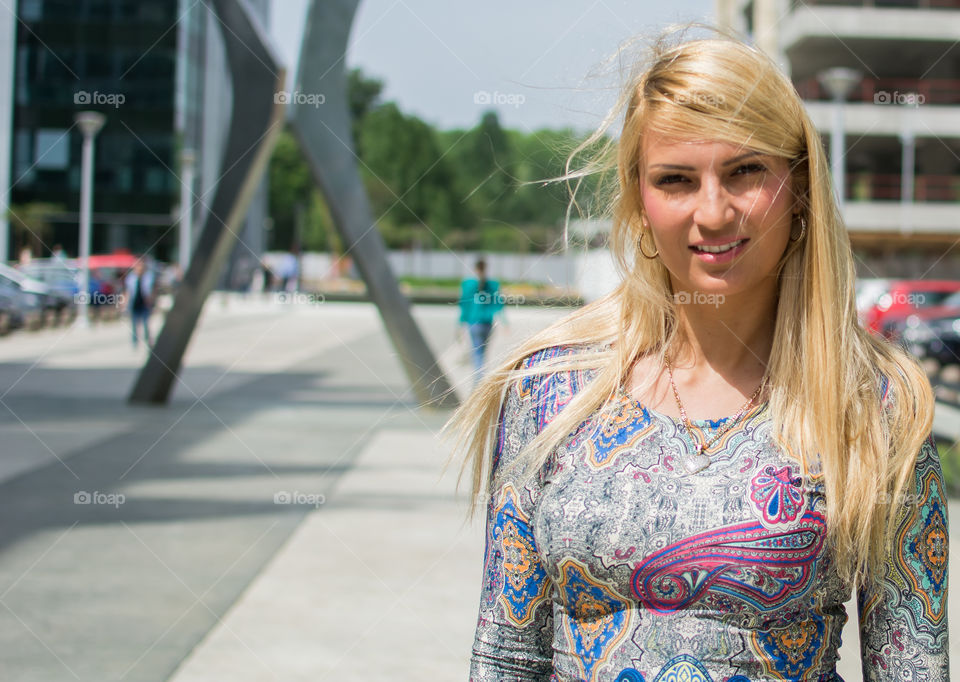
[0,297,955,681]
[161,300,564,680]
[0,296,564,681]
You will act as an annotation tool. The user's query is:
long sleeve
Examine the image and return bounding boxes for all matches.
[857,433,950,681]
[470,374,555,680]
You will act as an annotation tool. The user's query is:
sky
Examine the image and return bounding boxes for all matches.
[268,0,715,135]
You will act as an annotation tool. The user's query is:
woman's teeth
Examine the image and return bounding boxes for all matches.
[693,239,746,254]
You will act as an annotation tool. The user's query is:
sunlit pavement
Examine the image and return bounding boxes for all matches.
[0,296,954,680]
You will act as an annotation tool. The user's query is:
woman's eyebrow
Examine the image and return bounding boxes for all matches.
[721,151,764,166]
[647,151,765,172]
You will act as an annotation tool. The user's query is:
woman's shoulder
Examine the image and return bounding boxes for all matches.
[511,342,606,429]
[516,341,605,384]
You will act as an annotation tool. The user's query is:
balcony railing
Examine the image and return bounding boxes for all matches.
[846,173,960,201]
[796,77,960,105]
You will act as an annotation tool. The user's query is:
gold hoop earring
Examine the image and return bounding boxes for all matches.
[639,230,659,259]
[789,214,807,242]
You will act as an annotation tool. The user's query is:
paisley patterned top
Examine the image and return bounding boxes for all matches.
[469,344,950,682]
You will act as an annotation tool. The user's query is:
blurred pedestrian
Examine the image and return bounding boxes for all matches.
[278,251,299,292]
[124,260,154,348]
[458,258,505,383]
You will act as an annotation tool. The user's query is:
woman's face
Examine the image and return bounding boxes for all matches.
[639,132,796,303]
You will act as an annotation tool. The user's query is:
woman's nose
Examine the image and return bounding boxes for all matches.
[692,177,736,230]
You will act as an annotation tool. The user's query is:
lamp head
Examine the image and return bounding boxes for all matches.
[74,111,106,137]
[817,67,862,101]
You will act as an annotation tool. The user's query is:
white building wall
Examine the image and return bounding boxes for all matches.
[264,249,622,302]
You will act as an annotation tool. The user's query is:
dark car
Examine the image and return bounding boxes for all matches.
[0,261,70,327]
[0,274,44,330]
[17,260,77,323]
[898,313,960,365]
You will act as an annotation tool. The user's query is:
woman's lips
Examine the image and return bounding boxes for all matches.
[689,238,749,263]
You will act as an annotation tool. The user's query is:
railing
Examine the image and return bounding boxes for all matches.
[796,77,960,106]
[845,173,960,202]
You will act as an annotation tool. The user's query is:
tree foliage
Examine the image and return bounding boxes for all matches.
[268,67,610,253]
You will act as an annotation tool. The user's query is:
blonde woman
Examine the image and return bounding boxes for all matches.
[445,34,949,681]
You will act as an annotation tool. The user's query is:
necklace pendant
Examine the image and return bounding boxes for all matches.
[683,452,711,474]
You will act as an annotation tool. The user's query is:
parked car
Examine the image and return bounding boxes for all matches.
[15,260,77,323]
[861,279,960,335]
[898,313,960,365]
[0,263,61,327]
[0,284,23,335]
[0,273,44,330]
[880,290,960,362]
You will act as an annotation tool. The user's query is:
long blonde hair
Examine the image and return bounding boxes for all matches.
[441,32,933,589]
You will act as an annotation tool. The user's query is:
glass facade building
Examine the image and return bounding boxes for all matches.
[3,0,270,269]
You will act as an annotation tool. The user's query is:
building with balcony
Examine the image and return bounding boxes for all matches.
[717,0,960,278]
[0,0,270,282]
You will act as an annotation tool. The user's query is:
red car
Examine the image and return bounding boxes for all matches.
[863,280,960,335]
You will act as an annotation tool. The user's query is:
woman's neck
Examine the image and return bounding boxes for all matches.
[669,286,777,380]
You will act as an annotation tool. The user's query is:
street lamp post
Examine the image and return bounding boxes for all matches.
[178,148,196,271]
[74,111,106,327]
[817,67,861,213]
[900,104,917,236]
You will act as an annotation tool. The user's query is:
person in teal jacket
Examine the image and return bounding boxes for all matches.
[459,259,505,381]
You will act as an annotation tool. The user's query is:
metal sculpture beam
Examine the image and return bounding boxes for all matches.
[291,0,458,410]
[129,0,285,403]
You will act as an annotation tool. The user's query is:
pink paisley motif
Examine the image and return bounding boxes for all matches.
[750,465,805,525]
[630,511,826,613]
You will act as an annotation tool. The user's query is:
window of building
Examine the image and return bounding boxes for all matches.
[34,129,70,171]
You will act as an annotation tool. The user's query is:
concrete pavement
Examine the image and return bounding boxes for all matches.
[0,296,955,680]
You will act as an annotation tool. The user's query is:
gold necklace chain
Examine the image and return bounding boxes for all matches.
[664,356,766,473]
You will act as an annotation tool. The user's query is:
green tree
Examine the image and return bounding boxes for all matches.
[348,68,384,155]
[439,111,515,227]
[268,65,613,255]
[358,102,460,247]
[267,127,318,250]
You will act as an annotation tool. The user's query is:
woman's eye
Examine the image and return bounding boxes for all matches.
[734,163,766,175]
[655,174,688,186]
